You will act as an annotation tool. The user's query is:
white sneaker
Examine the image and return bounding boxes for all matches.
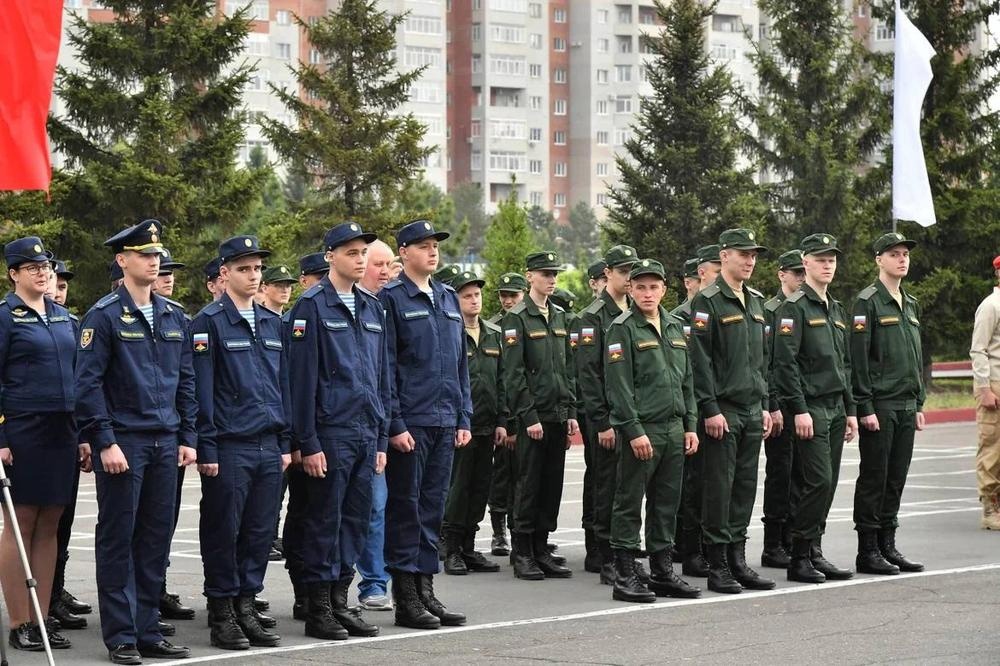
[359,594,393,611]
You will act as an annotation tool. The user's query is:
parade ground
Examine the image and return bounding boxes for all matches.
[5,420,997,665]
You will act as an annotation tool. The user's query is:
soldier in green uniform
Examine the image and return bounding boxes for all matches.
[672,244,721,578]
[502,251,578,581]
[605,259,702,603]
[575,245,637,584]
[689,229,773,594]
[442,271,505,576]
[486,272,528,557]
[587,260,608,299]
[772,233,858,583]
[851,232,926,575]
[760,250,805,569]
[433,264,462,284]
[580,266,607,572]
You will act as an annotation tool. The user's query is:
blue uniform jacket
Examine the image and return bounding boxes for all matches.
[0,294,78,446]
[189,293,291,464]
[74,286,198,449]
[379,273,472,436]
[286,277,391,456]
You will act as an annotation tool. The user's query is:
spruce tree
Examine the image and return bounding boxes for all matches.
[260,0,432,244]
[42,0,263,309]
[481,190,538,320]
[606,0,765,276]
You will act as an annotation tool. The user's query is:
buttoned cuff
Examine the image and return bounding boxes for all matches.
[197,443,218,465]
[458,412,471,431]
[845,402,857,418]
[523,409,540,429]
[377,436,388,454]
[299,436,322,457]
[94,428,116,450]
[389,418,408,438]
[857,400,875,418]
[620,421,645,442]
[789,399,809,417]
[700,400,721,420]
[593,416,611,432]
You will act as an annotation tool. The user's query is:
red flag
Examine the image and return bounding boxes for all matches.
[0,0,63,192]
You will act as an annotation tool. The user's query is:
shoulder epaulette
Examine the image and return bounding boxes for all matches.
[483,320,502,334]
[583,298,605,315]
[786,290,805,303]
[748,287,764,298]
[69,313,79,321]
[160,296,186,311]
[441,283,456,293]
[550,302,565,313]
[764,297,782,312]
[300,283,324,300]
[201,302,224,317]
[509,301,527,315]
[281,310,292,323]
[701,283,722,298]
[383,279,403,290]
[611,309,634,326]
[357,285,377,298]
[667,312,686,326]
[857,285,878,301]
[95,293,120,309]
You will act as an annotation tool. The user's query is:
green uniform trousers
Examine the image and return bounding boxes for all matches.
[610,419,685,553]
[580,414,595,530]
[853,407,917,531]
[588,420,620,542]
[444,434,495,533]
[762,411,795,526]
[701,403,764,544]
[678,445,703,543]
[791,399,846,540]
[512,421,568,535]
[488,445,513,514]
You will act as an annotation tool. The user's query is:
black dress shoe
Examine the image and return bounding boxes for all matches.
[9,622,44,651]
[51,600,88,630]
[42,618,73,649]
[160,591,196,620]
[62,589,93,615]
[253,597,270,612]
[157,620,176,636]
[109,643,143,664]
[138,639,190,659]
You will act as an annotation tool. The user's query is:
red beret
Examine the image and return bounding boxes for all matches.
[993,256,1000,270]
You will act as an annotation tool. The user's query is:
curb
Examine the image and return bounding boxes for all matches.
[924,408,976,424]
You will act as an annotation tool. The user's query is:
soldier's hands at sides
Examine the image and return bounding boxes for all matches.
[375,451,386,474]
[78,443,92,473]
[762,411,772,437]
[302,451,327,478]
[845,416,859,443]
[493,427,507,446]
[768,410,784,438]
[198,463,219,477]
[976,389,1000,410]
[597,427,616,449]
[567,419,579,437]
[0,447,11,465]
[860,414,880,432]
[703,414,729,440]
[390,431,416,453]
[290,450,302,467]
[916,412,926,431]
[178,445,197,467]
[526,423,544,440]
[280,453,292,472]
[100,444,129,474]
[794,413,814,440]
[684,432,699,455]
[455,429,472,448]
[629,435,653,461]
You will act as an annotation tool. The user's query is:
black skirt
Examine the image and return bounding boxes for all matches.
[3,411,77,506]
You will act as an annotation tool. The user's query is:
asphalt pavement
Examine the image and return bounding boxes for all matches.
[2,421,997,665]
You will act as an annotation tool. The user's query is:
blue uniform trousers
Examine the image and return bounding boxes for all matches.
[282,467,307,584]
[301,437,375,583]
[384,426,455,574]
[94,438,177,650]
[199,435,282,598]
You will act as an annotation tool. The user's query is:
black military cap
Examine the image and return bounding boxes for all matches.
[397,219,450,247]
[452,270,486,292]
[433,264,462,285]
[683,257,700,278]
[777,250,805,271]
[873,231,917,255]
[158,248,186,275]
[719,228,768,253]
[5,236,52,268]
[203,257,222,281]
[262,265,297,284]
[550,288,577,311]
[587,260,608,280]
[105,219,165,254]
[498,272,528,292]
[299,252,328,276]
[800,233,841,256]
[52,258,74,280]
[324,222,377,251]
[219,235,271,264]
[604,245,638,268]
[630,258,666,281]
[525,251,565,272]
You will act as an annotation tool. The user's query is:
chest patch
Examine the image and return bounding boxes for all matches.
[607,342,624,363]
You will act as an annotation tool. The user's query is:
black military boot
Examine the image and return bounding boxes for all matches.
[417,574,466,626]
[235,595,280,647]
[878,527,924,572]
[442,528,468,576]
[511,532,544,581]
[728,539,776,590]
[611,549,656,603]
[534,531,572,578]
[632,551,651,585]
[50,597,87,630]
[545,542,568,567]
[706,543,742,594]
[61,589,92,615]
[856,530,900,575]
[206,597,250,650]
[160,586,196,620]
[598,538,616,585]
[462,530,500,572]
[330,576,379,637]
[490,511,510,556]
[304,582,348,640]
[810,537,853,580]
[291,579,308,621]
[584,529,601,573]
[252,598,277,629]
[391,572,440,630]
[680,531,709,578]
[787,538,825,584]
[647,549,701,598]
[761,522,791,568]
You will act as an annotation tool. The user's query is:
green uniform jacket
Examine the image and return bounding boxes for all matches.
[467,317,508,436]
[689,279,768,417]
[573,290,629,432]
[772,283,855,416]
[605,305,697,442]
[501,297,577,426]
[763,292,786,413]
[565,311,585,413]
[849,280,925,417]
[669,298,693,339]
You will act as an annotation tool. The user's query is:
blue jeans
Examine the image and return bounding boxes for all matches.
[356,471,389,598]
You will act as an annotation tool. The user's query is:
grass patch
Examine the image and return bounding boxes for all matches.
[924,377,975,411]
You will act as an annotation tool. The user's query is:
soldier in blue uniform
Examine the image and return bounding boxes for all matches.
[204,258,225,302]
[190,236,291,650]
[380,219,472,630]
[74,220,198,665]
[286,223,389,640]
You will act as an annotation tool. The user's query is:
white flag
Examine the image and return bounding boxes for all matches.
[892,0,937,227]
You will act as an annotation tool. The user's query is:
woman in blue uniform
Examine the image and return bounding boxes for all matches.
[0,237,78,651]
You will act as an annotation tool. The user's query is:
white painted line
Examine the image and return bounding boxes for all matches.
[160,562,1000,665]
[903,485,975,491]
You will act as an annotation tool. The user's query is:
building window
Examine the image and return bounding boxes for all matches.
[615,65,632,82]
[406,15,443,35]
[554,99,567,115]
[491,23,525,43]
[490,0,528,12]
[404,46,443,69]
[615,96,633,113]
[530,191,543,206]
[553,37,567,52]
[596,8,609,24]
[553,131,566,145]
[309,48,321,64]
[596,100,608,115]
[596,131,609,145]
[489,151,526,172]
[554,192,567,207]
[244,34,269,56]
[416,114,444,136]
[875,21,894,41]
[596,193,608,206]
[230,0,268,20]
[529,160,543,174]
[614,128,631,146]
[275,42,291,59]
[529,63,542,78]
[491,119,527,139]
[617,36,632,53]
[529,2,542,18]
[597,38,609,53]
[472,151,482,170]
[491,55,527,76]
[410,82,442,103]
[530,127,543,141]
[472,23,482,41]
[530,33,543,49]
[710,42,737,60]
[275,9,290,25]
[554,68,567,83]
[553,7,567,23]
[470,121,481,137]
[596,69,608,84]
[529,96,543,110]
[472,55,482,73]
[616,5,632,24]
[596,162,609,176]
[554,162,567,177]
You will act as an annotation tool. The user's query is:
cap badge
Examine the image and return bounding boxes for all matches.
[642,260,650,267]
[624,249,632,256]
[424,222,431,230]
[150,234,158,243]
[32,244,41,253]
[822,236,830,244]
[748,231,755,240]
[147,223,157,233]
[503,277,510,283]
[280,266,288,274]
[244,238,253,247]
[350,223,359,231]
[547,253,554,261]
